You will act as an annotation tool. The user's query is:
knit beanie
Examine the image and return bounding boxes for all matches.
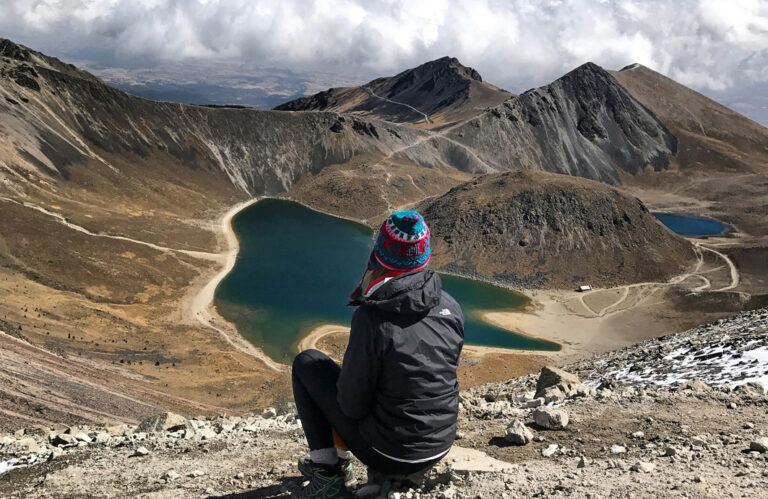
[372,210,431,271]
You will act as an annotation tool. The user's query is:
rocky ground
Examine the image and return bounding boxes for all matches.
[0,308,766,498]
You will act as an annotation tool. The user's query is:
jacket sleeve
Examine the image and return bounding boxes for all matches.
[337,307,382,420]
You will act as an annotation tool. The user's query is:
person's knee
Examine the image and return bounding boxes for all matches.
[292,349,329,376]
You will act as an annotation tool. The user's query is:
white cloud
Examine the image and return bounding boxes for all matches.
[1,0,766,92]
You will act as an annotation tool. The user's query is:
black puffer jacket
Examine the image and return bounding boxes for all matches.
[337,270,465,461]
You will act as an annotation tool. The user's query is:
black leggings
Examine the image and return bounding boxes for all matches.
[292,349,441,476]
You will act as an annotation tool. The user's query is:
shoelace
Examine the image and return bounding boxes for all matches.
[300,469,343,498]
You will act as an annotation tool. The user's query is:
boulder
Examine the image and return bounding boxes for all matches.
[51,434,75,447]
[505,420,534,445]
[542,386,565,404]
[542,444,559,457]
[610,445,627,455]
[533,407,569,430]
[136,412,188,434]
[262,408,277,419]
[73,432,92,443]
[535,366,580,398]
[106,424,129,436]
[630,462,655,473]
[24,425,50,438]
[750,437,768,453]
[93,432,111,444]
[132,446,150,457]
[679,379,711,392]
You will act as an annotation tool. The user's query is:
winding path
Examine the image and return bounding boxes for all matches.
[0,196,220,261]
[0,195,285,372]
[577,240,742,318]
[364,87,431,124]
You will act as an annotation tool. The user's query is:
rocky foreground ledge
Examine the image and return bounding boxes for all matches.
[1,309,766,498]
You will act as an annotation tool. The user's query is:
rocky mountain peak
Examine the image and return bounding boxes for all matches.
[0,39,30,61]
[401,56,484,83]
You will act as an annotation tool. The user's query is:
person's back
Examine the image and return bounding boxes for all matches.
[340,269,464,462]
[291,210,464,498]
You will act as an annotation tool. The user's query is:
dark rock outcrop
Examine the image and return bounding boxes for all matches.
[436,62,677,184]
[419,170,693,288]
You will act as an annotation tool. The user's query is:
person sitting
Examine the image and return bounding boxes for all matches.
[292,210,465,498]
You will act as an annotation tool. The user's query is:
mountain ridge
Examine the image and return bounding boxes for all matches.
[275,56,512,128]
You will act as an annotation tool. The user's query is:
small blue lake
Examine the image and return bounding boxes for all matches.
[653,213,728,237]
[214,199,560,363]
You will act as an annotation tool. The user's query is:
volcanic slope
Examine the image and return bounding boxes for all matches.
[0,37,763,428]
[419,170,693,289]
[611,63,768,237]
[275,56,512,129]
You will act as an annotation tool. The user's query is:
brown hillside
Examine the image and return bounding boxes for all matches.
[420,171,694,289]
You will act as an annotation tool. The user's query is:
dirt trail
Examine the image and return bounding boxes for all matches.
[577,240,743,318]
[0,196,220,261]
[364,87,431,124]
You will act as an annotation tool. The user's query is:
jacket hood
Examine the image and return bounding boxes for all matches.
[354,270,442,314]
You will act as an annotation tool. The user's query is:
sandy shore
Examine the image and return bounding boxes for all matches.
[297,286,702,366]
[297,324,350,353]
[296,314,565,361]
[183,197,287,372]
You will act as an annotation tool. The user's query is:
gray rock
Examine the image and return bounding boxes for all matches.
[535,366,580,398]
[663,446,678,457]
[132,446,150,457]
[73,432,92,443]
[543,386,566,404]
[136,412,188,434]
[505,420,534,445]
[106,424,129,436]
[542,444,559,457]
[749,437,768,453]
[51,434,75,446]
[630,431,645,439]
[630,462,655,473]
[93,432,111,444]
[162,470,180,481]
[577,456,589,468]
[533,407,569,430]
[679,379,711,392]
[524,398,545,409]
[609,445,626,455]
[262,407,278,419]
[24,425,50,438]
[198,428,217,441]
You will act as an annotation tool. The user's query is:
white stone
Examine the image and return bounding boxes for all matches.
[542,444,559,457]
[505,420,534,445]
[630,462,655,473]
[609,445,627,455]
[750,437,768,453]
[533,407,569,430]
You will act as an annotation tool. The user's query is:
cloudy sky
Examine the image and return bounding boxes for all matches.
[2,0,767,122]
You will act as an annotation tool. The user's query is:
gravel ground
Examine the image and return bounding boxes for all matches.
[1,309,766,498]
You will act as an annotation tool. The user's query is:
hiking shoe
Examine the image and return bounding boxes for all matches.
[299,455,356,487]
[296,460,351,498]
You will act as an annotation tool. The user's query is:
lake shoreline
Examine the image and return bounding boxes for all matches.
[183,197,287,372]
[192,197,704,369]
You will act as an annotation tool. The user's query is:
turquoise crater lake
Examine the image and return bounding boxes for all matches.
[214,199,560,363]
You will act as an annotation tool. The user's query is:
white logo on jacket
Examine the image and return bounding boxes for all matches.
[439,308,451,316]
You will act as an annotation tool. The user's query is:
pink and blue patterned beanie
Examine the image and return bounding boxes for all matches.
[371,210,431,271]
